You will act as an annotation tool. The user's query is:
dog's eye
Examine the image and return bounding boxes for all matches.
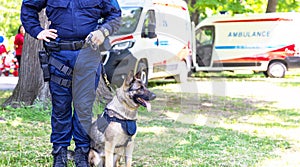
[129,86,144,93]
[129,83,143,91]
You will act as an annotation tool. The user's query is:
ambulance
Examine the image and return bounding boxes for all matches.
[193,12,300,78]
[104,0,192,86]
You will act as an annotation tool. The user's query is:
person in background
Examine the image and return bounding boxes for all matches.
[14,25,25,67]
[21,0,121,166]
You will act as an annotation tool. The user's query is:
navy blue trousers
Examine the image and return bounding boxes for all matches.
[49,47,102,148]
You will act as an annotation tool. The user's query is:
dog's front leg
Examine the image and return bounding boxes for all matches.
[105,141,115,167]
[125,141,134,167]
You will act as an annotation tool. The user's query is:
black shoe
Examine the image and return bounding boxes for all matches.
[52,146,67,167]
[74,147,90,167]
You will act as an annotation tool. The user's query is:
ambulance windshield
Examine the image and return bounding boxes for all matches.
[113,7,142,35]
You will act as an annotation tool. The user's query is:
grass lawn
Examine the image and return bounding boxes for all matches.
[0,86,296,167]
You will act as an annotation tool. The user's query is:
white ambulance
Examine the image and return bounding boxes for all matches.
[104,0,192,86]
[193,12,300,78]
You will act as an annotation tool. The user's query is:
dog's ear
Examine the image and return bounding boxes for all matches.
[123,70,134,88]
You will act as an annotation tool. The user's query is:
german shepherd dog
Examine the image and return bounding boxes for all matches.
[88,71,156,167]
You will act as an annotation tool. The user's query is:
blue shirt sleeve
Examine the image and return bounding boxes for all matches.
[100,0,122,35]
[21,0,47,38]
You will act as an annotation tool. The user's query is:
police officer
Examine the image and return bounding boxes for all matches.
[21,0,121,166]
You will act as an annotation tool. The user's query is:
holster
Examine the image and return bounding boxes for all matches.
[38,50,50,82]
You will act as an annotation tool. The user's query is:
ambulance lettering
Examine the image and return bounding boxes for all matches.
[228,31,270,37]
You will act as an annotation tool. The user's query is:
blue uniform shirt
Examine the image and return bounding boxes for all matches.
[21,0,121,41]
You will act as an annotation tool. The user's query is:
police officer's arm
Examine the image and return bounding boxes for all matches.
[86,0,121,46]
[21,0,57,41]
[100,0,122,35]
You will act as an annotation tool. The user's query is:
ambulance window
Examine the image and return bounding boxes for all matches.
[196,27,214,46]
[113,7,142,35]
[141,10,157,39]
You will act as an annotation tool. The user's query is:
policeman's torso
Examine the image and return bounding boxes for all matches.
[46,0,104,41]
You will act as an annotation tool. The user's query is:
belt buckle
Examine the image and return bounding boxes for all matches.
[71,41,78,50]
[72,41,83,50]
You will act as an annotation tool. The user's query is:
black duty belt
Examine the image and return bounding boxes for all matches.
[44,40,85,51]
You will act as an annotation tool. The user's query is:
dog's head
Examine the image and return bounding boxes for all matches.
[122,71,156,111]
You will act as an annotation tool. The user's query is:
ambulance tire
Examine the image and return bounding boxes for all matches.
[136,60,148,86]
[267,61,286,78]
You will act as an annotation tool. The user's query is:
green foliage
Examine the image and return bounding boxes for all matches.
[0,0,22,50]
[188,0,300,23]
[277,0,300,12]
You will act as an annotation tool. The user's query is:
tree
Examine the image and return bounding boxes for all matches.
[185,0,253,25]
[2,10,50,108]
[266,0,278,12]
[185,0,299,25]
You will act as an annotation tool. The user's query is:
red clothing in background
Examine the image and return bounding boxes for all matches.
[14,33,24,56]
[0,44,7,55]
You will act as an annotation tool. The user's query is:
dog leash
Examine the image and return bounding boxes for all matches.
[101,65,113,92]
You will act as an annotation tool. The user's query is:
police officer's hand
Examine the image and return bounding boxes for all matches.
[85,29,105,47]
[37,29,58,42]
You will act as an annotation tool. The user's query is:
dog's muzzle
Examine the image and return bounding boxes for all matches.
[133,92,156,111]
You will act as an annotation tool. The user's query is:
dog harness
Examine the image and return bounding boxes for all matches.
[101,109,137,136]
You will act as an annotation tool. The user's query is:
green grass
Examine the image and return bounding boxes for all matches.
[0,91,12,104]
[191,70,300,79]
[0,107,52,166]
[0,89,296,167]
[133,114,290,167]
[191,71,265,79]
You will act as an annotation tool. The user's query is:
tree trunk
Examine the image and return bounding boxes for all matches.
[266,0,278,13]
[191,10,200,26]
[2,10,50,108]
[187,0,200,26]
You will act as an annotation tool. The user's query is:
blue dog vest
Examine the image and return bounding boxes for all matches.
[101,110,137,136]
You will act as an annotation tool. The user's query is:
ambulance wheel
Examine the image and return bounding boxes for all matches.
[267,61,286,78]
[136,60,148,86]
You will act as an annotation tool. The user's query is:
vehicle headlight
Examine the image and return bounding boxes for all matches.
[112,41,135,50]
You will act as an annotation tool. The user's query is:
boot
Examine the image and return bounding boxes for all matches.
[74,147,90,167]
[52,146,67,167]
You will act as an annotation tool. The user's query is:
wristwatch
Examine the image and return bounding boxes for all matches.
[99,27,109,37]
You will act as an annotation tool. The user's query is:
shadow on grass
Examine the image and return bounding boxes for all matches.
[130,89,298,166]
[134,114,290,167]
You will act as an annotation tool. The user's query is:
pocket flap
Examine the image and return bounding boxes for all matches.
[79,0,102,8]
